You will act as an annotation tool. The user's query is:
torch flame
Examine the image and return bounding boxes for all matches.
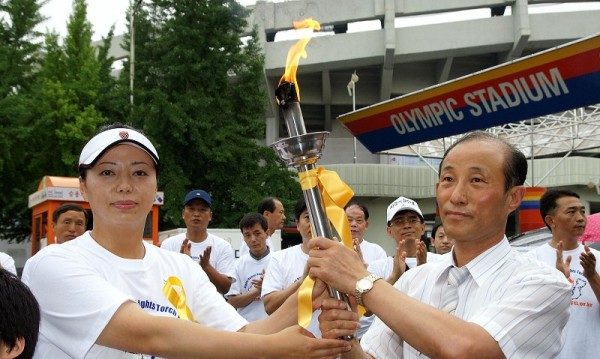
[279,18,321,100]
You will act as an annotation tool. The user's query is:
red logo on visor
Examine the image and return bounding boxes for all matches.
[119,131,129,139]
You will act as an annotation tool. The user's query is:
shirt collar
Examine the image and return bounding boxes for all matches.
[249,246,270,261]
[438,237,511,286]
[463,237,512,286]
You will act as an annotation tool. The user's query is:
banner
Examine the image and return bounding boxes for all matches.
[339,33,600,153]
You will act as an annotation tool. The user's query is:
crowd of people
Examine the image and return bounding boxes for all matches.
[0,124,598,358]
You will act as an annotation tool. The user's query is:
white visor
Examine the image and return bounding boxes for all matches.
[78,128,159,167]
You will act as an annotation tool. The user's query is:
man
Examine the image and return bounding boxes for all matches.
[368,197,441,285]
[259,197,287,237]
[239,197,285,257]
[161,189,236,294]
[526,189,600,358]
[0,252,17,276]
[52,203,87,244]
[0,268,40,359]
[356,197,438,339]
[261,197,321,337]
[344,202,387,264]
[431,223,453,255]
[310,131,571,358]
[226,213,273,321]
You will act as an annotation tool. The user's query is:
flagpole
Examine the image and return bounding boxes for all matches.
[348,71,359,163]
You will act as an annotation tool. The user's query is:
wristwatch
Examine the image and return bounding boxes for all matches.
[355,273,382,307]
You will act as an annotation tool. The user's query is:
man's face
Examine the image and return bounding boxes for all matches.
[432,226,454,255]
[264,200,286,232]
[54,210,87,244]
[182,199,212,231]
[296,209,312,242]
[345,204,368,241]
[546,196,586,241]
[242,222,268,256]
[436,140,522,246]
[387,210,425,244]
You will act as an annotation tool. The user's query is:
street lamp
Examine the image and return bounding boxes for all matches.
[130,0,143,107]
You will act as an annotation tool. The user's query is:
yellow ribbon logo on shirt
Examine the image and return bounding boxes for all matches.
[296,167,365,329]
[163,276,195,321]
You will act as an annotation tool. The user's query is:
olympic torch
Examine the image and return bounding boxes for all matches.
[270,19,354,336]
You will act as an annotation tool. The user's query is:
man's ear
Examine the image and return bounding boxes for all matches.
[3,337,25,359]
[545,215,555,230]
[507,185,526,214]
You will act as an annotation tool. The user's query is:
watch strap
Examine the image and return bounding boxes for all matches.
[355,273,382,307]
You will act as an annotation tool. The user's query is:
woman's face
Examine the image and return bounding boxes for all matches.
[80,144,157,231]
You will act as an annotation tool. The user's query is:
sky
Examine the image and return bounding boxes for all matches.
[39,0,257,41]
[39,1,600,41]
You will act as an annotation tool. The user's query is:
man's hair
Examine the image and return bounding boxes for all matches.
[431,223,443,239]
[0,268,40,359]
[239,213,268,232]
[52,203,87,224]
[344,201,369,220]
[257,197,278,214]
[294,197,307,221]
[439,131,527,192]
[540,189,580,230]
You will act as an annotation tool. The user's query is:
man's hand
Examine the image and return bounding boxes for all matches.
[268,325,352,359]
[199,246,212,270]
[555,241,573,280]
[249,286,261,301]
[353,238,367,267]
[252,269,265,292]
[318,298,360,340]
[388,240,407,284]
[308,237,369,295]
[580,245,597,279]
[180,238,192,257]
[416,239,427,266]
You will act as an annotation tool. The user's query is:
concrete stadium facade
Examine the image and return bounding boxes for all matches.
[107,0,600,253]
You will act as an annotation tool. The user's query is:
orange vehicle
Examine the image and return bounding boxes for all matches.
[28,176,164,254]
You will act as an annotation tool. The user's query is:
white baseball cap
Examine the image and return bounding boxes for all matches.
[78,127,159,167]
[386,196,424,224]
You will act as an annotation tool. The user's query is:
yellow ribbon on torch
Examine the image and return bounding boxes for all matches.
[163,276,195,321]
[296,167,364,329]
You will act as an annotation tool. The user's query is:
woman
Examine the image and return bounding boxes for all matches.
[22,124,351,359]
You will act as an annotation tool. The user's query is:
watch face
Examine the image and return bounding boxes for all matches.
[357,278,372,291]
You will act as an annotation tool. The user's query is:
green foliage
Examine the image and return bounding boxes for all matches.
[0,0,116,241]
[125,0,300,228]
[0,0,301,241]
[26,0,108,178]
[0,0,44,240]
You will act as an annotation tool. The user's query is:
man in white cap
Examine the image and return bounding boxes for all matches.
[368,196,441,285]
[355,196,440,339]
[161,189,236,294]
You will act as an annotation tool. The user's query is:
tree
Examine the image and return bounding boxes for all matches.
[0,0,44,241]
[0,0,120,241]
[125,0,300,228]
[27,0,110,177]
